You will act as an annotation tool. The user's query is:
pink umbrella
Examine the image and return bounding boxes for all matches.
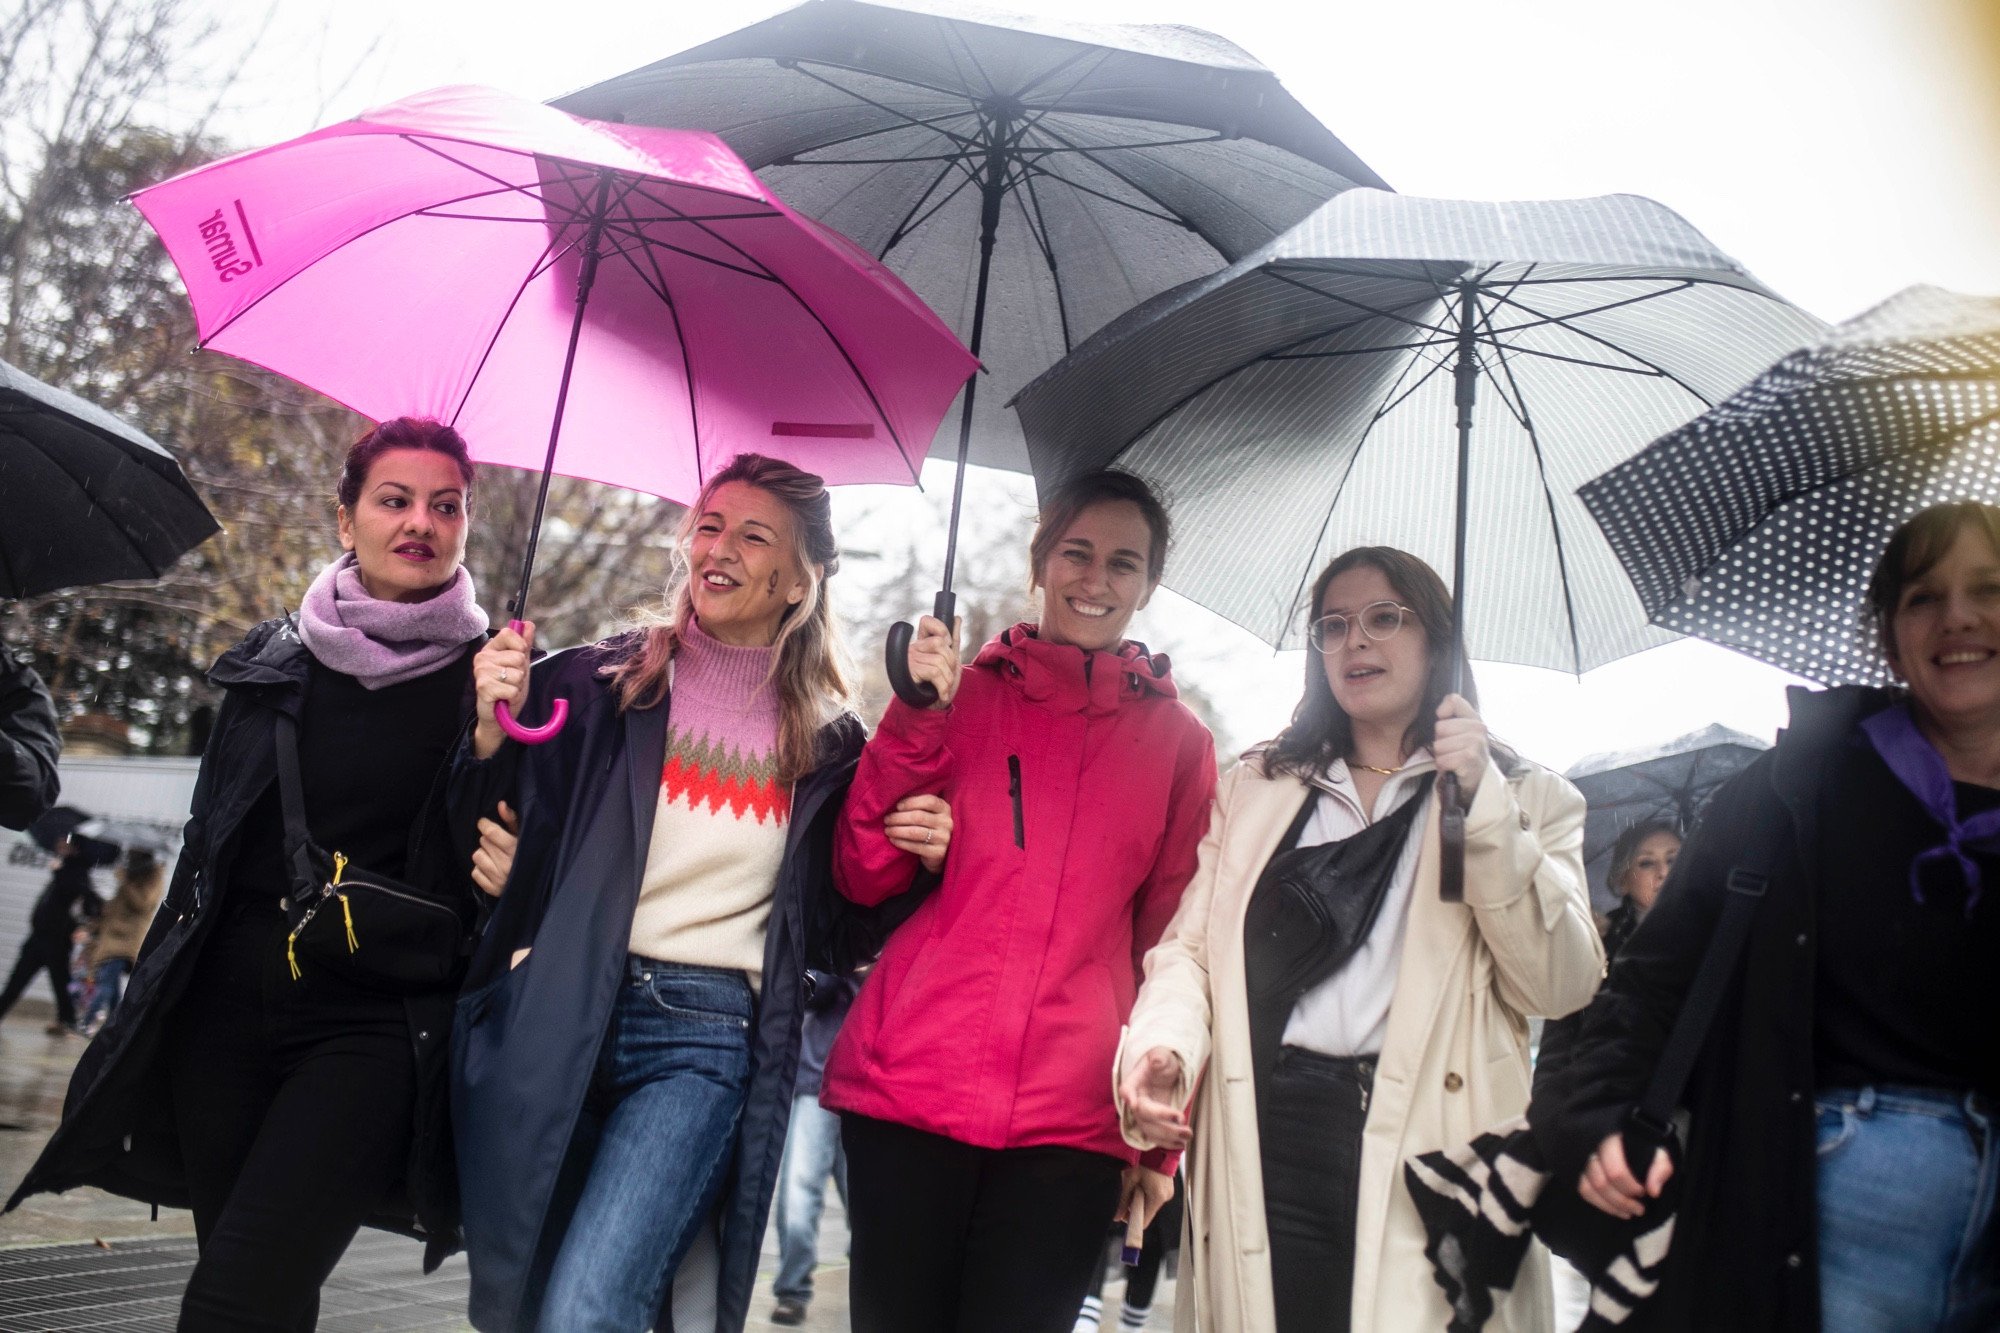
[135,84,976,740]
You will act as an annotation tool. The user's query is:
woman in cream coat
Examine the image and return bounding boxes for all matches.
[1117,547,1604,1333]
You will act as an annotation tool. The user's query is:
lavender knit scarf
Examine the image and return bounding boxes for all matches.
[297,554,489,690]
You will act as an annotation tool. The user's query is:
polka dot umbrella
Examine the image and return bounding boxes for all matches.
[1581,285,2000,685]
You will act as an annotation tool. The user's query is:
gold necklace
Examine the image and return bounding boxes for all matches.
[1350,761,1400,776]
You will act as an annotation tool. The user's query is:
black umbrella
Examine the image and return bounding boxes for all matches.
[556,0,1386,702]
[22,805,120,866]
[0,358,219,598]
[1013,189,1822,895]
[1565,723,1768,910]
[23,805,90,855]
[1582,285,2000,685]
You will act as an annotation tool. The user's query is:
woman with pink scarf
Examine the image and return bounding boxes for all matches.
[10,417,492,1330]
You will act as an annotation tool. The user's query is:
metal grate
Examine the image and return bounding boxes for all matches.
[0,1231,471,1331]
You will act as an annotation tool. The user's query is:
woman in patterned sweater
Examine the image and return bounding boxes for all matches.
[452,454,951,1333]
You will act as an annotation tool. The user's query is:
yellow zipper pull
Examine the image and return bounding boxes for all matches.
[286,929,302,981]
[341,893,357,953]
[332,852,348,886]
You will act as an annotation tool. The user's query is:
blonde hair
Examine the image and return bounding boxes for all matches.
[604,454,853,783]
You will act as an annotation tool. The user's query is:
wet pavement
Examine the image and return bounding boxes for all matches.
[0,1006,1170,1330]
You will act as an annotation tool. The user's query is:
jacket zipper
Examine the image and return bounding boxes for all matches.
[1008,754,1025,849]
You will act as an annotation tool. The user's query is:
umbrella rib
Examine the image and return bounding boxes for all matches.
[778,109,983,161]
[1013,44,1101,101]
[1283,344,1454,639]
[1477,281,1698,339]
[1266,269,1460,340]
[1480,316,1590,676]
[787,62,979,151]
[613,175,788,282]
[881,163,982,259]
[1111,285,1451,449]
[939,15,1001,101]
[17,438,164,578]
[617,166,912,474]
[1021,132,1233,157]
[1019,160,1188,229]
[190,172,590,349]
[1013,168,1074,352]
[1029,124,1213,240]
[447,229,576,430]
[1478,285,1718,407]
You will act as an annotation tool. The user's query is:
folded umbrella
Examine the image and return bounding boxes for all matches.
[134,84,976,740]
[1582,284,2000,684]
[0,358,218,598]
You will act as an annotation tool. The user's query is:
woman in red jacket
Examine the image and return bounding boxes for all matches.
[825,469,1218,1333]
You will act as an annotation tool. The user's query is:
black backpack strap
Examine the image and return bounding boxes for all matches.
[272,713,320,900]
[1628,864,1770,1140]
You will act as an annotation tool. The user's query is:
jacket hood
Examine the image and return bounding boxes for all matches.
[208,616,311,700]
[973,622,1179,714]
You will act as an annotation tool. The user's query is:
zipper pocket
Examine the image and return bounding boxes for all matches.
[1007,754,1024,849]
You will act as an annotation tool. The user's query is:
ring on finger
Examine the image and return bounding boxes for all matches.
[924,828,933,845]
[499,668,511,684]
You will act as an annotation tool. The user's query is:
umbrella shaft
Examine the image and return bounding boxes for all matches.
[1448,283,1478,697]
[939,144,1009,598]
[511,175,614,622]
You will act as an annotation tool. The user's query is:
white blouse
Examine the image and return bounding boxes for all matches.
[1278,751,1434,1058]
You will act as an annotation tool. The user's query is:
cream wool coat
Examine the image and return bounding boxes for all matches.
[1118,750,1603,1333]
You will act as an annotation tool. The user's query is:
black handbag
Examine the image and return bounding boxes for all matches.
[1243,772,1434,1077]
[274,712,475,994]
[1531,864,1771,1276]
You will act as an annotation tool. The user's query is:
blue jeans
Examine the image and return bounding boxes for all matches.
[82,957,129,1030]
[773,1092,848,1302]
[541,959,754,1332]
[1816,1085,1998,1332]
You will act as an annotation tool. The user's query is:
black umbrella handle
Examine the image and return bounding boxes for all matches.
[886,591,957,708]
[1438,772,1466,903]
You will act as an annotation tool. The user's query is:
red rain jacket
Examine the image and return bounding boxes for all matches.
[822,624,1217,1163]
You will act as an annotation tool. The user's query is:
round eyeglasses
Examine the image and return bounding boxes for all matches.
[1308,601,1415,652]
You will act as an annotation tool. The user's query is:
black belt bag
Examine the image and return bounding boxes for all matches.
[1244,772,1434,1076]
[275,713,474,994]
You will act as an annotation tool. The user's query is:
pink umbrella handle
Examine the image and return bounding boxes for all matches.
[495,696,568,745]
[493,618,568,744]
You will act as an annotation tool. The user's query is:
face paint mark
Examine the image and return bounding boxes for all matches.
[768,572,780,594]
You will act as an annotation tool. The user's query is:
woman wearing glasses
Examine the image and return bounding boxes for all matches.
[1114,546,1603,1333]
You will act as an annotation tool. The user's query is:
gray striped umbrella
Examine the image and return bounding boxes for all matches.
[555,0,1386,702]
[1011,190,1826,674]
[1582,285,2000,685]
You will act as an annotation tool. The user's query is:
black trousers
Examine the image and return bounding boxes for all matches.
[165,901,416,1332]
[0,932,76,1026]
[842,1113,1125,1333]
[1258,1046,1375,1333]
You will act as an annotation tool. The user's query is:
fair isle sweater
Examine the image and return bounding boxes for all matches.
[630,618,789,988]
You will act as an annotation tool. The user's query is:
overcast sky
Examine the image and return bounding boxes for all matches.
[168,0,2000,766]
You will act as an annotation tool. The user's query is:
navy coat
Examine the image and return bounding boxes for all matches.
[449,633,887,1333]
[7,618,475,1267]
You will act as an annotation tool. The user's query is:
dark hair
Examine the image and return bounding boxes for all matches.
[1029,469,1171,589]
[604,453,851,783]
[121,848,162,890]
[1608,818,1681,898]
[1263,546,1485,781]
[336,417,475,512]
[1866,501,2000,663]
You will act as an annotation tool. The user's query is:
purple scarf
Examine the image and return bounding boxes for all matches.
[1861,703,1999,917]
[296,554,489,690]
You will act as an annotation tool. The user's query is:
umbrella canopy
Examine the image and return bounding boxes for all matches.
[1582,284,2000,684]
[0,358,218,598]
[1566,722,1768,909]
[1012,189,1827,672]
[556,0,1387,476]
[134,84,975,514]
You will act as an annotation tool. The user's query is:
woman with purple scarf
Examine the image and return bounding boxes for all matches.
[1538,501,2000,1332]
[9,417,492,1331]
